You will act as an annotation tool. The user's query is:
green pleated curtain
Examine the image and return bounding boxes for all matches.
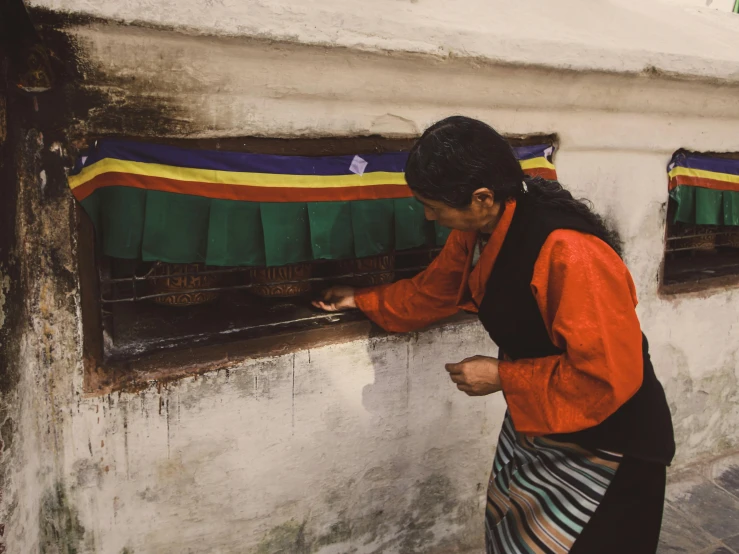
[668,150,739,227]
[81,188,450,267]
[670,187,739,226]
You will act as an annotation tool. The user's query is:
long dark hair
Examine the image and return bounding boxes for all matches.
[405,116,622,256]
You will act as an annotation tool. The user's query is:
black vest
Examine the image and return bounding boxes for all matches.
[478,195,675,465]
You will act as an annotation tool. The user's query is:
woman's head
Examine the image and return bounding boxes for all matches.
[405,116,524,230]
[405,116,623,255]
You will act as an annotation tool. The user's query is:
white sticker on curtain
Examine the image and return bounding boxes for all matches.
[349,155,369,176]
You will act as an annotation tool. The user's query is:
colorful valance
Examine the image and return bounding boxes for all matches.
[668,150,739,226]
[69,140,558,267]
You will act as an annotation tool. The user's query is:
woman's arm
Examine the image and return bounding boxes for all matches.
[350,230,472,333]
[498,230,644,435]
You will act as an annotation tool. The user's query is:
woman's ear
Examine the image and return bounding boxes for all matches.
[471,188,495,207]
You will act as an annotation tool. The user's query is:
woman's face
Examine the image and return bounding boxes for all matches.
[414,189,499,232]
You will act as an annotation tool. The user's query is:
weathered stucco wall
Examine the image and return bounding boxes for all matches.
[2,10,739,554]
[26,0,739,82]
[1,93,87,553]
[68,326,504,554]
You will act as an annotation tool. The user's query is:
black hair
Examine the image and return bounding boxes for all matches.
[404,116,622,256]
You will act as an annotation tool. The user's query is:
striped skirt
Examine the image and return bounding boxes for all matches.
[485,413,623,553]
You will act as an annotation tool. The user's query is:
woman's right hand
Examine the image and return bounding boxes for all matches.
[312,286,357,312]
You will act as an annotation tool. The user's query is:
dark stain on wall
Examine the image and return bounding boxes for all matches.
[0,43,22,398]
[255,520,310,554]
[252,473,476,554]
[313,520,353,550]
[39,483,85,554]
[254,518,360,554]
[396,474,459,554]
[0,30,23,554]
[0,7,99,552]
[28,8,198,141]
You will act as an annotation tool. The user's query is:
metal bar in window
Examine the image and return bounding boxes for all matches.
[666,232,733,241]
[209,312,347,331]
[665,246,713,253]
[102,247,444,284]
[99,265,432,303]
[668,261,739,272]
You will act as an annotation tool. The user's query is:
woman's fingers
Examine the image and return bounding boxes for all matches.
[313,288,337,311]
[313,286,356,312]
[312,300,337,312]
[448,372,465,384]
[445,362,462,374]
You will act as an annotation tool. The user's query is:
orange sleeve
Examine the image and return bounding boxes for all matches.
[497,230,644,436]
[354,230,471,333]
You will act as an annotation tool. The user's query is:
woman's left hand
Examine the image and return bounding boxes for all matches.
[445,355,502,396]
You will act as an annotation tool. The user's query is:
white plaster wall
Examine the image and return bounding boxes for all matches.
[6,15,739,554]
[662,0,735,12]
[60,23,739,143]
[26,0,739,83]
[68,325,504,553]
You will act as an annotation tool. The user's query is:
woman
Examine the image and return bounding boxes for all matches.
[314,116,675,553]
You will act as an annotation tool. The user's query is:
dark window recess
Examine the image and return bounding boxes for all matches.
[97,250,438,361]
[663,202,739,288]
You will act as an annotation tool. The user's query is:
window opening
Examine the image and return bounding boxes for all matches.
[663,150,739,289]
[71,136,558,363]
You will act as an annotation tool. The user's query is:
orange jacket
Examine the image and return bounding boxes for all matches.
[355,199,644,436]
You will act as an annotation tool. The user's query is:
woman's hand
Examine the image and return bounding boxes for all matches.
[312,286,357,312]
[445,355,502,396]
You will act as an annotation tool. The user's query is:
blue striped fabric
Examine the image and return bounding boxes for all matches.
[486,414,622,554]
[73,140,554,177]
[79,139,409,176]
[668,150,739,176]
